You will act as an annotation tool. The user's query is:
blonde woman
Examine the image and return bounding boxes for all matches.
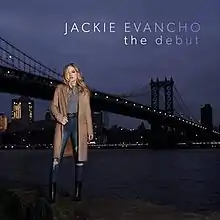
[49,63,93,203]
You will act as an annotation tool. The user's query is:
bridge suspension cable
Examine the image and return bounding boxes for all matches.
[173,85,199,122]
[0,36,62,81]
[158,89,181,117]
[173,93,189,118]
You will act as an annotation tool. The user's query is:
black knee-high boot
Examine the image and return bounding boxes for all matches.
[49,158,59,203]
[73,162,84,201]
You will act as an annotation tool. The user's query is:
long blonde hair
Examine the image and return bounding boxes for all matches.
[62,63,90,96]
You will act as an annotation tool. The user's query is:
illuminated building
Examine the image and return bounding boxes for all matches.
[92,111,104,143]
[11,96,34,123]
[0,113,8,131]
[28,100,34,122]
[201,104,213,130]
[12,100,21,120]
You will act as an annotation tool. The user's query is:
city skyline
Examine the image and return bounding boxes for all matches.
[0,96,112,138]
[0,0,219,127]
[0,95,215,130]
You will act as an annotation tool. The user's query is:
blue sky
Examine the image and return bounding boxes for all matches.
[0,0,219,127]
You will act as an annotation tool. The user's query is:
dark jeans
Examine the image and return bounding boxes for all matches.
[50,115,78,183]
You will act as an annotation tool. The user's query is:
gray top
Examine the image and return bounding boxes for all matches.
[67,86,79,113]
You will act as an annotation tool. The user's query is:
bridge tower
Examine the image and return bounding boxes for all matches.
[149,77,174,148]
[150,77,174,114]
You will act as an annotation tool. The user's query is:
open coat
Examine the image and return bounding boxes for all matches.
[50,83,93,162]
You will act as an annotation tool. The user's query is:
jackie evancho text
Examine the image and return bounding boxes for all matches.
[63,21,200,45]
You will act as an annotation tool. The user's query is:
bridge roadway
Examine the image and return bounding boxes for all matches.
[0,65,220,140]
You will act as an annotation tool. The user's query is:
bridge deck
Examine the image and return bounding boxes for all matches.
[0,65,220,140]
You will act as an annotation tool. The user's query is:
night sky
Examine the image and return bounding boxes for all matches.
[0,0,219,128]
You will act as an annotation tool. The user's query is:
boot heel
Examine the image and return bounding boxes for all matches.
[73,181,82,201]
[49,182,57,203]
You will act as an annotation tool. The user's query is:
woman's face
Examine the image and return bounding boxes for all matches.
[67,66,78,83]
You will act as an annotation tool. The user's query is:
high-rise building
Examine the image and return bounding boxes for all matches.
[201,104,213,129]
[0,113,8,131]
[11,96,34,123]
[92,111,104,143]
[12,99,22,120]
[103,111,109,128]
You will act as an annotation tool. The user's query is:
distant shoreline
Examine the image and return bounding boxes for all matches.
[0,146,220,151]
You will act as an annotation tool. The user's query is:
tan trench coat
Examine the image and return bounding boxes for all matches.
[50,83,93,162]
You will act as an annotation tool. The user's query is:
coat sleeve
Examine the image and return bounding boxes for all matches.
[85,92,93,136]
[50,85,63,123]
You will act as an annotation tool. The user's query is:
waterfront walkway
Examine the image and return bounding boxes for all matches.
[51,197,220,220]
[0,184,219,220]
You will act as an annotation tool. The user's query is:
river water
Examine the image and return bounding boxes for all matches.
[0,148,220,213]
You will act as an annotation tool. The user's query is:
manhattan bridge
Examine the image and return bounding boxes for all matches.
[0,36,219,147]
